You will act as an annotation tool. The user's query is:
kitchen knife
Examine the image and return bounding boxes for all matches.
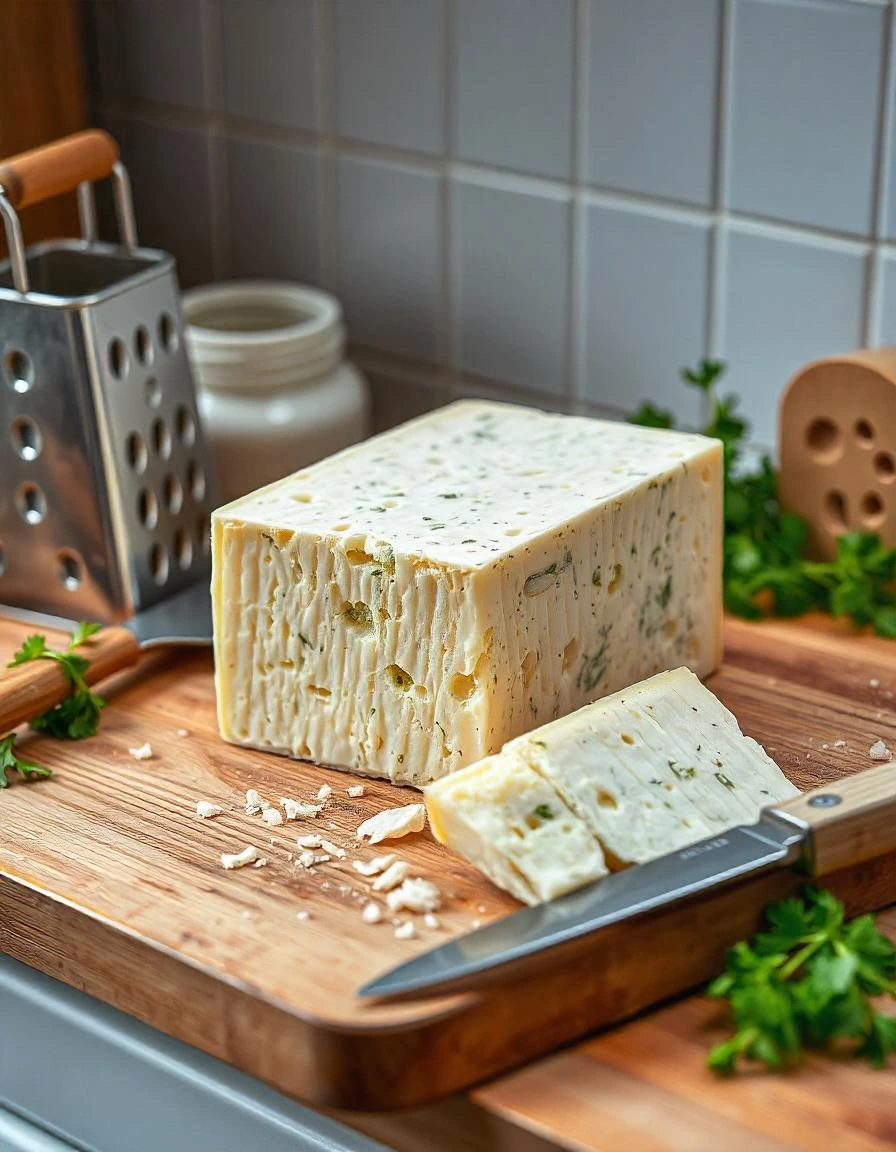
[359,762,896,1000]
[0,579,211,734]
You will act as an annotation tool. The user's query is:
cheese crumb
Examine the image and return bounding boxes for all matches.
[869,738,892,761]
[195,800,223,819]
[282,797,322,820]
[319,838,346,859]
[220,845,259,870]
[471,919,482,929]
[394,920,416,941]
[362,902,383,925]
[386,878,442,914]
[252,857,268,868]
[296,910,310,921]
[261,807,284,827]
[245,789,266,815]
[176,728,190,737]
[870,678,881,688]
[356,804,426,845]
[832,739,848,749]
[476,904,488,914]
[297,834,322,849]
[316,783,333,802]
[298,850,330,868]
[372,860,411,892]
[423,913,441,930]
[129,742,153,761]
[352,854,397,877]
[347,784,365,798]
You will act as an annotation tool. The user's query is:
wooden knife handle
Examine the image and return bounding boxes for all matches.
[0,129,119,210]
[770,762,896,876]
[0,627,140,736]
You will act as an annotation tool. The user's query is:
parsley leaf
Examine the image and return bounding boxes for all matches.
[6,622,105,742]
[707,886,896,1074]
[0,733,52,788]
[631,361,896,636]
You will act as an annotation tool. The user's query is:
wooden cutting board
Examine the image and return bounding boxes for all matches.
[0,615,894,1112]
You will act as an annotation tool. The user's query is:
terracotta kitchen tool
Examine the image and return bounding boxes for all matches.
[0,129,217,623]
[779,348,896,559]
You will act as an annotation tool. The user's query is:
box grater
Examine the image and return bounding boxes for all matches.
[0,130,218,623]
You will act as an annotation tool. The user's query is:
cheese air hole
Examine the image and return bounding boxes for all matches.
[340,600,374,632]
[607,563,622,593]
[521,650,538,688]
[620,733,635,745]
[385,664,414,692]
[308,685,331,699]
[292,493,312,503]
[597,789,619,810]
[562,638,579,672]
[448,673,476,700]
[345,547,374,565]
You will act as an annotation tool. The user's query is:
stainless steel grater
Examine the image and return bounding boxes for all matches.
[0,131,218,623]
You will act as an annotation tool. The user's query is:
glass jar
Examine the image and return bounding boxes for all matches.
[183,281,369,503]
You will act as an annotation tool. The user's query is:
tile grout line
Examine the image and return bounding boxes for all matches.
[568,0,590,410]
[441,0,457,376]
[315,0,338,293]
[707,0,734,409]
[866,1,895,345]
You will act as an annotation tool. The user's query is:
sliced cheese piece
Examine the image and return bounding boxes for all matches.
[425,667,799,904]
[212,400,723,784]
[425,757,608,905]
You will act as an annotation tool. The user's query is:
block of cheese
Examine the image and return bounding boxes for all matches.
[212,400,723,784]
[425,667,800,904]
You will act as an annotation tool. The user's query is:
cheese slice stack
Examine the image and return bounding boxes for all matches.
[425,667,800,904]
[212,400,723,784]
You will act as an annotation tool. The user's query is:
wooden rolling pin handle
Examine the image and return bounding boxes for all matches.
[0,129,119,210]
[771,762,896,877]
[0,627,140,736]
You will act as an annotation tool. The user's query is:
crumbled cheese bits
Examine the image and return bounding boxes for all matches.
[356,804,426,844]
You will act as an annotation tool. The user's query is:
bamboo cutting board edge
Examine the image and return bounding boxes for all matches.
[1,616,895,1110]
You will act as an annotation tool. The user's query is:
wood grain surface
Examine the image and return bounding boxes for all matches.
[0,614,894,1119]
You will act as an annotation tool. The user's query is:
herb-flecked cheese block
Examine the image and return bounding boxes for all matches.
[425,667,800,904]
[212,400,723,785]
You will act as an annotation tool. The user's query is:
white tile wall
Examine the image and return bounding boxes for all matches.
[86,0,896,444]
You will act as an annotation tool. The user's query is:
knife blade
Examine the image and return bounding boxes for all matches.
[360,762,896,1001]
[358,810,809,999]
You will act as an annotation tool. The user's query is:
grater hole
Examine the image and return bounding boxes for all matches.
[159,312,179,354]
[16,482,46,524]
[197,513,211,556]
[145,376,162,408]
[138,488,159,530]
[5,348,34,393]
[11,416,42,461]
[150,543,169,586]
[152,417,172,460]
[126,431,148,474]
[57,550,83,590]
[134,325,153,366]
[108,337,129,380]
[187,460,206,501]
[174,528,192,570]
[176,405,196,447]
[163,473,183,515]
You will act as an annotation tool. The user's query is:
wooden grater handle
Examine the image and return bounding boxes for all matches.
[0,130,119,210]
[0,627,140,736]
[770,762,896,876]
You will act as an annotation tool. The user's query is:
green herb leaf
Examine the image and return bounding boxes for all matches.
[0,733,52,788]
[632,361,896,636]
[6,623,105,741]
[707,886,896,1075]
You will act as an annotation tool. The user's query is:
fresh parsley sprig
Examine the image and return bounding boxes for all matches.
[1,622,105,787]
[707,886,896,1074]
[0,733,53,788]
[632,361,896,635]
